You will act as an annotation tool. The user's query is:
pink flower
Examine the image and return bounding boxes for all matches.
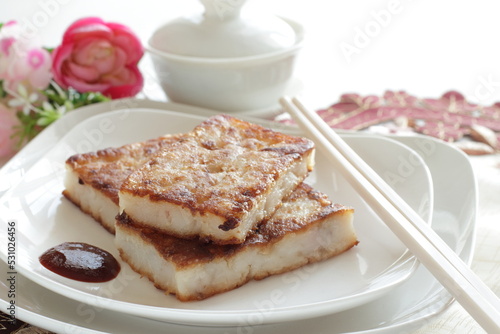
[51,17,144,99]
[0,103,19,158]
[0,21,52,90]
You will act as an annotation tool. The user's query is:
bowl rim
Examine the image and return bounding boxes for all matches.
[147,16,305,65]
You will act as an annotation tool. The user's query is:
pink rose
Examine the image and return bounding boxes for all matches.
[0,21,52,91]
[0,103,19,158]
[52,17,144,99]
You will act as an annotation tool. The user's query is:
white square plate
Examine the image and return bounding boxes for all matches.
[0,107,433,326]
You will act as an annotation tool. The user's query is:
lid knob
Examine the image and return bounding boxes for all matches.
[200,0,246,20]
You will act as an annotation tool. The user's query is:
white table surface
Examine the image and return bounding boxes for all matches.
[1,1,499,333]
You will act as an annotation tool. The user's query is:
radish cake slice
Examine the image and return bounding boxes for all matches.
[119,115,315,245]
[115,183,357,301]
[63,134,184,233]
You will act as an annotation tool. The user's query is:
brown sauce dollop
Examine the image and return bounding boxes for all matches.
[39,242,120,282]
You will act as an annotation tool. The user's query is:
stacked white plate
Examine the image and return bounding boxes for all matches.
[0,100,476,334]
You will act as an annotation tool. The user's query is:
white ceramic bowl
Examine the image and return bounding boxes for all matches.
[147,17,304,112]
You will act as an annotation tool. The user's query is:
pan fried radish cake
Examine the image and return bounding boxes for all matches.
[115,183,358,301]
[62,114,358,302]
[63,114,314,239]
[63,134,185,233]
[118,114,315,245]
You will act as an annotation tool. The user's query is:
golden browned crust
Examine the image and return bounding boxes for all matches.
[245,184,352,244]
[65,134,185,204]
[116,183,354,269]
[120,114,315,229]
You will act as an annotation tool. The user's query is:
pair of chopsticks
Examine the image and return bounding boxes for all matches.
[279,96,500,333]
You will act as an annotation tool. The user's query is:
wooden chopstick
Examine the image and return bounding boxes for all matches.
[279,96,500,333]
[290,96,500,310]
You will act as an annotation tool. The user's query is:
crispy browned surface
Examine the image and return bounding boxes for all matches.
[65,134,184,204]
[121,114,315,225]
[116,183,354,269]
[246,184,351,244]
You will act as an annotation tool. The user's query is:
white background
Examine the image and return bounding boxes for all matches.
[3,0,500,110]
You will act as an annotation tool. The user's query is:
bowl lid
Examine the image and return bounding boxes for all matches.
[149,0,297,58]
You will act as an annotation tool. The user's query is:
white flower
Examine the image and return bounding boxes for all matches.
[7,83,39,115]
[36,100,67,126]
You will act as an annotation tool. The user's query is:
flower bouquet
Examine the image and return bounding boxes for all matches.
[0,17,144,158]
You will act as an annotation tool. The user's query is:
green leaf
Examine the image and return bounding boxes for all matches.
[36,117,52,127]
[36,104,63,127]
[0,81,7,98]
[13,111,42,146]
[14,81,112,145]
[43,83,66,105]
